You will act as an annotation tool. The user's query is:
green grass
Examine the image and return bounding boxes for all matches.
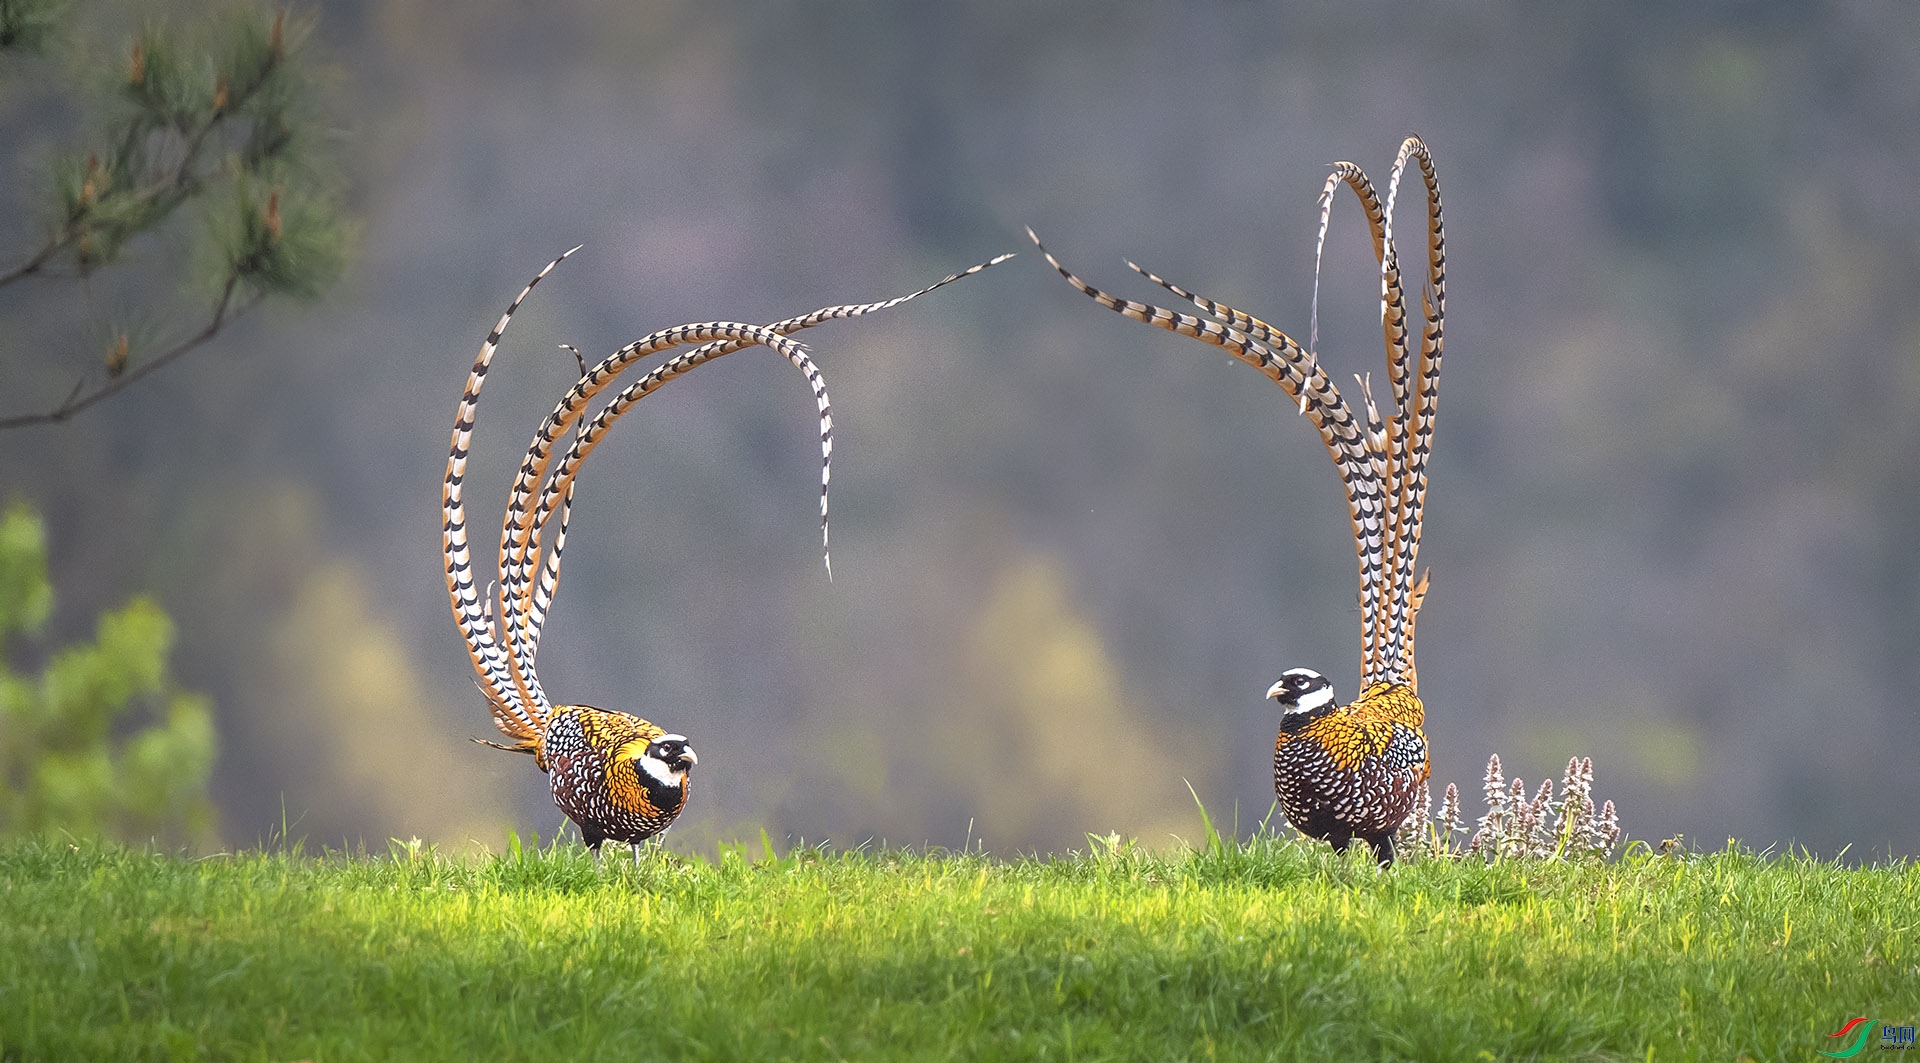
[0,831,1914,1062]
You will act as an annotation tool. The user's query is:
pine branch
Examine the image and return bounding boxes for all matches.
[2,8,343,429]
[0,275,262,430]
[2,102,250,290]
[0,240,63,286]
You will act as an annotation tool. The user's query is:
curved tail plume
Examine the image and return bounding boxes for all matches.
[1380,138,1446,682]
[442,246,582,749]
[1029,134,1445,690]
[1028,226,1392,683]
[445,249,1014,749]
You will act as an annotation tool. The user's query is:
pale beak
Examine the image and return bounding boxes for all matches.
[1265,681,1286,701]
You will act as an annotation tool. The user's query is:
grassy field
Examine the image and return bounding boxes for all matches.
[0,830,1914,1061]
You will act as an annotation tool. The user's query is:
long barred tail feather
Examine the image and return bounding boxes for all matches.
[1314,160,1425,687]
[523,346,589,658]
[1378,137,1446,687]
[496,253,1015,701]
[1116,255,1396,676]
[760,253,1015,337]
[524,391,585,661]
[1316,163,1410,418]
[472,735,540,754]
[500,323,836,660]
[1402,568,1430,696]
[1035,137,1445,693]
[491,320,822,720]
[1032,228,1390,680]
[442,245,581,747]
[1353,369,1398,683]
[1311,163,1393,369]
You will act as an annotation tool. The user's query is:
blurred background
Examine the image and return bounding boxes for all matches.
[2,1,1915,858]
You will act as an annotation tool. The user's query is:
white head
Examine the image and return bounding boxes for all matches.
[635,733,698,788]
[1266,667,1335,716]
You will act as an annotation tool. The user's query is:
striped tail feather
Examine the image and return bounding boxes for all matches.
[1304,140,1445,689]
[1401,568,1431,696]
[1376,137,1446,688]
[498,322,836,679]
[528,251,1015,590]
[492,320,827,721]
[443,246,581,749]
[1313,159,1428,688]
[1033,135,1446,693]
[1314,163,1412,428]
[1028,228,1392,682]
[521,373,587,662]
[498,254,1016,696]
[759,253,1015,337]
[1115,257,1398,678]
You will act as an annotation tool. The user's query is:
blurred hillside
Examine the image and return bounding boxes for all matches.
[2,1,1915,856]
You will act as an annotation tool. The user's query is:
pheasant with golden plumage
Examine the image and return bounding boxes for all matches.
[443,247,1009,862]
[1031,136,1447,864]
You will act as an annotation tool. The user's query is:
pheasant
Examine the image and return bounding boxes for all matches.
[1030,136,1447,864]
[443,247,1010,863]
